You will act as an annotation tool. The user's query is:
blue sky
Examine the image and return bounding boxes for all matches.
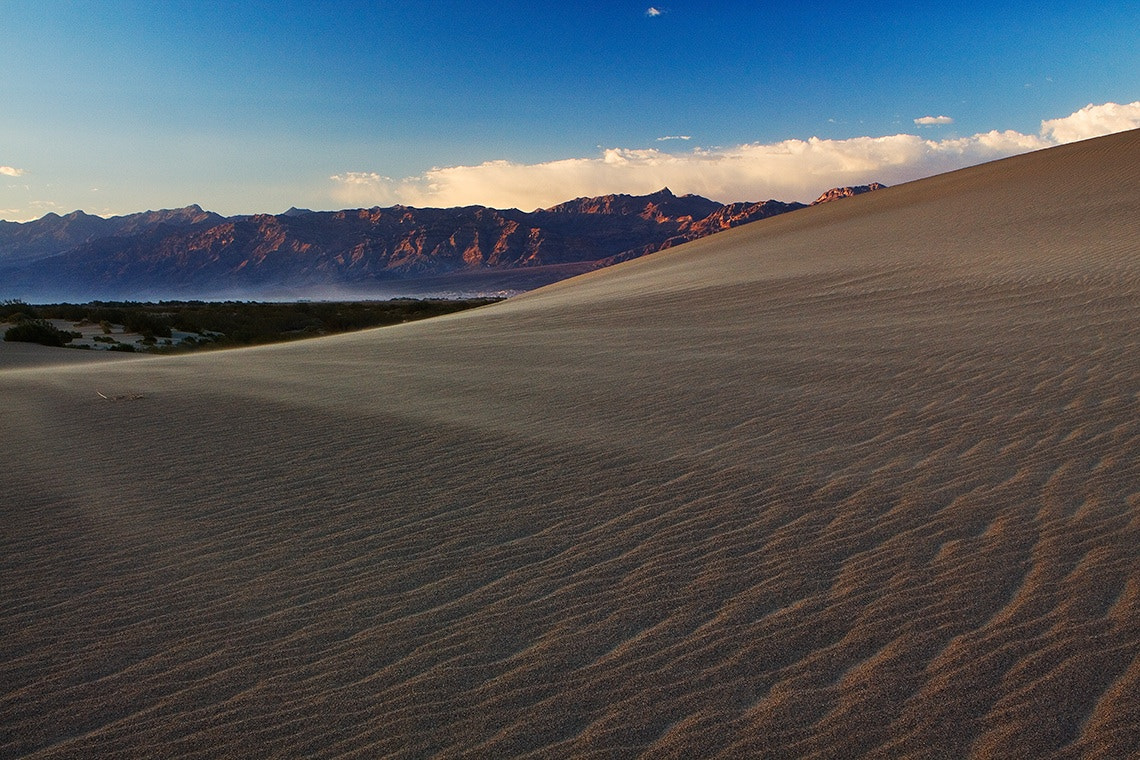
[3,1,1139,220]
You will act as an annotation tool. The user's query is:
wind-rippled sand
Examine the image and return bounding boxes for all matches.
[2,130,1138,758]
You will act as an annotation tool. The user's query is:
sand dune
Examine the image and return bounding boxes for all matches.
[2,129,1138,758]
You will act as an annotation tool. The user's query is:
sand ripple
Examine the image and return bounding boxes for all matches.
[2,130,1139,757]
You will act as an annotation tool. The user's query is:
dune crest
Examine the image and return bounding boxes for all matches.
[2,130,1139,758]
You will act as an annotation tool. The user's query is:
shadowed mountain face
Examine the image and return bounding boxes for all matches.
[0,187,873,301]
[0,131,1137,758]
[0,205,224,267]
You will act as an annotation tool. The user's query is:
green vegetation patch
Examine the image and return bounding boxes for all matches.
[3,318,81,347]
[2,298,502,353]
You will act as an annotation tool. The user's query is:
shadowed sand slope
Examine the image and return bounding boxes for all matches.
[2,130,1139,758]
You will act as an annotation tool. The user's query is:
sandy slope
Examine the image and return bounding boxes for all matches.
[2,129,1138,759]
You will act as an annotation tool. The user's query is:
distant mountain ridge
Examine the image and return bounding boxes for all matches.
[0,185,884,301]
[0,205,225,267]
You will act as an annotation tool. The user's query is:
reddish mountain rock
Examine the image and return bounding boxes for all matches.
[0,185,884,301]
[811,183,888,205]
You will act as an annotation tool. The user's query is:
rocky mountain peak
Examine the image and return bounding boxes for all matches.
[1,182,886,300]
[811,183,888,205]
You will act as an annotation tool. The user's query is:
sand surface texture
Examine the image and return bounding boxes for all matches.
[2,130,1139,758]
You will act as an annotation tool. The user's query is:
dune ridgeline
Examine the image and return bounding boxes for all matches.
[2,129,1138,758]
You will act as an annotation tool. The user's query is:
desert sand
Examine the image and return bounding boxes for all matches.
[2,129,1138,758]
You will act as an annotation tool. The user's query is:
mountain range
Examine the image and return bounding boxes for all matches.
[0,184,883,302]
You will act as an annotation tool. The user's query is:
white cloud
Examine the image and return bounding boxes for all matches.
[0,166,25,177]
[646,7,663,17]
[1041,101,1140,143]
[0,212,44,223]
[656,135,692,141]
[330,171,388,187]
[329,101,1140,210]
[914,115,954,126]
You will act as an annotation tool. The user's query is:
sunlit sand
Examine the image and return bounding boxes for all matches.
[2,129,1138,757]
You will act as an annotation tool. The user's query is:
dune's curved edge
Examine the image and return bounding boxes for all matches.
[2,130,1138,759]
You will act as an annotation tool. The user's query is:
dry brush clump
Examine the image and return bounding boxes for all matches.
[2,297,501,352]
[2,318,80,347]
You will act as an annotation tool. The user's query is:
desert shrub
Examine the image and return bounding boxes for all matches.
[2,298,500,352]
[0,300,37,321]
[3,319,77,347]
[123,313,172,338]
[46,303,88,322]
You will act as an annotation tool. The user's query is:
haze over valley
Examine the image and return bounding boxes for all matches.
[0,185,880,302]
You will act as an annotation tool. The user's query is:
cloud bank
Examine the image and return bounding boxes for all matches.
[1,166,26,177]
[1040,101,1140,142]
[330,101,1140,210]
